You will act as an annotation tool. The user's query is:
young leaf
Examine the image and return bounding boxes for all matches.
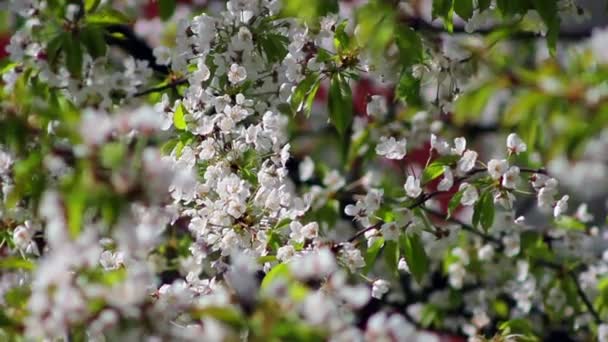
[421,162,446,184]
[334,20,351,52]
[85,0,102,13]
[384,240,400,275]
[173,102,187,130]
[261,263,290,290]
[432,0,455,32]
[327,73,353,137]
[291,72,319,113]
[532,0,560,55]
[396,71,422,106]
[159,0,177,21]
[303,79,321,117]
[395,26,423,68]
[364,237,385,274]
[65,34,83,77]
[473,190,494,231]
[478,0,492,11]
[81,26,107,58]
[66,190,85,238]
[400,233,429,284]
[258,33,289,63]
[87,8,130,25]
[454,0,474,20]
[46,33,65,66]
[447,190,464,218]
[0,258,35,271]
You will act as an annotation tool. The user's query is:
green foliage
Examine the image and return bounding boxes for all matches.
[280,0,339,22]
[432,0,455,32]
[261,263,290,290]
[472,190,495,231]
[364,237,385,274]
[447,190,464,218]
[396,71,422,107]
[173,102,188,130]
[384,240,400,276]
[400,233,430,284]
[159,0,177,21]
[454,0,474,21]
[327,73,353,137]
[291,72,320,117]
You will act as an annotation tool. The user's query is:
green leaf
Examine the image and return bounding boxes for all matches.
[555,216,586,231]
[447,190,464,218]
[327,73,353,137]
[384,240,400,276]
[400,233,429,284]
[473,190,494,231]
[100,142,126,169]
[496,0,531,17]
[420,304,440,327]
[302,79,321,117]
[291,72,319,114]
[87,8,130,25]
[46,33,65,65]
[421,155,458,184]
[395,26,423,68]
[0,258,35,271]
[173,102,187,130]
[454,0,474,20]
[432,0,455,32]
[499,318,539,341]
[258,33,289,64]
[81,26,107,58]
[191,307,245,329]
[85,0,102,13]
[261,263,290,290]
[478,0,492,11]
[66,189,86,238]
[334,20,351,52]
[159,0,177,21]
[421,162,446,184]
[280,0,338,22]
[532,0,560,55]
[65,34,83,77]
[364,237,385,274]
[453,82,497,124]
[396,71,422,106]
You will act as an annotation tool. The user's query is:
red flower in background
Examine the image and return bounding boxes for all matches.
[0,33,10,60]
[144,0,194,19]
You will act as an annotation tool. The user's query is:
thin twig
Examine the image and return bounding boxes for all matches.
[423,207,602,324]
[134,78,188,97]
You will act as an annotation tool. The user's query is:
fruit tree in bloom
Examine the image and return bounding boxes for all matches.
[2,0,608,341]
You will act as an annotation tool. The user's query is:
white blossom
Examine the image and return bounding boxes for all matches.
[404,176,422,198]
[487,159,509,180]
[459,183,479,206]
[437,166,454,191]
[376,136,407,160]
[507,133,527,155]
[457,150,478,174]
[371,279,390,299]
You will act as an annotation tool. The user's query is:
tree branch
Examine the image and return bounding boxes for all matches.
[406,17,593,41]
[423,206,602,324]
[133,78,188,97]
[104,24,170,75]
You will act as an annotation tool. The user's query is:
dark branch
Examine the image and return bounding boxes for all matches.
[104,24,170,75]
[133,78,188,97]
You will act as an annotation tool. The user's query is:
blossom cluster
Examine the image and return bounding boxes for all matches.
[1,0,608,342]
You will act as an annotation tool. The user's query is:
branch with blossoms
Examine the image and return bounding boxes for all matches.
[3,1,608,341]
